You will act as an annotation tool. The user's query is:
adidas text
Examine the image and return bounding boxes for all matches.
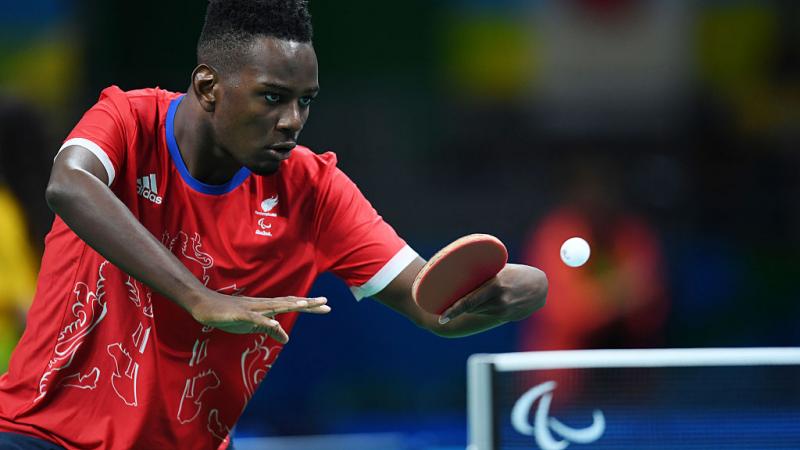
[137,174,163,204]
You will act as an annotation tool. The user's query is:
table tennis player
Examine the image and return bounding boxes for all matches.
[0,1,548,449]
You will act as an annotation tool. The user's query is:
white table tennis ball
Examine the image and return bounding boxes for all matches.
[560,237,591,267]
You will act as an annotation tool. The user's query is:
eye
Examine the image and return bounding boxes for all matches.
[299,96,314,107]
[265,93,281,104]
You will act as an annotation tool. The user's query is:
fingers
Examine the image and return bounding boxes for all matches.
[250,314,289,343]
[438,278,498,324]
[301,305,331,314]
[286,296,329,312]
[245,296,330,316]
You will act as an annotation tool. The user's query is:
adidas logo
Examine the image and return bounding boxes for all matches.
[137,174,163,205]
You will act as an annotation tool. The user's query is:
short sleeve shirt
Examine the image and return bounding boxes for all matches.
[0,86,417,450]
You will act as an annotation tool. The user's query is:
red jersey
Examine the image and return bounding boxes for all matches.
[0,86,416,449]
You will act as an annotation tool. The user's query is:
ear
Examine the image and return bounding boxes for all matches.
[191,64,218,112]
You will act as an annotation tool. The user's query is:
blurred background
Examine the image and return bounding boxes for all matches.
[1,0,798,448]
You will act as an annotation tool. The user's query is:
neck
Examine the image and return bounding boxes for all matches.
[173,92,243,185]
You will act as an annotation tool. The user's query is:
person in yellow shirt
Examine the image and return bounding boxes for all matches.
[0,97,52,373]
[0,186,38,373]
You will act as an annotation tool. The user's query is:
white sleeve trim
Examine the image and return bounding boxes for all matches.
[57,138,116,186]
[349,245,419,301]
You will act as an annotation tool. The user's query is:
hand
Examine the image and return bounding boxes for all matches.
[189,292,330,343]
[438,264,547,325]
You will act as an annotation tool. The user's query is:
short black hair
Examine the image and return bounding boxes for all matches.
[197,0,313,70]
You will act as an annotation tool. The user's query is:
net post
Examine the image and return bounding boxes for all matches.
[467,353,495,450]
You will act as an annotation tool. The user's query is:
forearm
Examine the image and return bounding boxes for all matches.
[46,166,208,312]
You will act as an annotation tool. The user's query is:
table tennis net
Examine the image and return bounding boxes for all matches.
[467,348,800,450]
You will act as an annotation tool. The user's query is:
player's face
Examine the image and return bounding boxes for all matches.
[213,37,319,175]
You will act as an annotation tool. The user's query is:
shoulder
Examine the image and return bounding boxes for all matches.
[96,85,182,122]
[282,145,340,186]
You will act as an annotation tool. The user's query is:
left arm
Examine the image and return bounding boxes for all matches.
[373,257,548,338]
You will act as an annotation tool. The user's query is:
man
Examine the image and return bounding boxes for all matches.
[0,0,548,448]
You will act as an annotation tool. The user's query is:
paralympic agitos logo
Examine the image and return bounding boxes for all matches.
[511,381,605,450]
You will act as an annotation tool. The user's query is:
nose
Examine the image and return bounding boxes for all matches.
[276,103,304,135]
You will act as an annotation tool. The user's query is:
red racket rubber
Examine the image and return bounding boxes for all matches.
[412,234,508,315]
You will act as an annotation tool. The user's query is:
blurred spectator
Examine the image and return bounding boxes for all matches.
[0,97,52,372]
[0,97,55,250]
[518,155,669,352]
[0,187,38,373]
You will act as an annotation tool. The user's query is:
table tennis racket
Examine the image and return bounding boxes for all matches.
[412,234,508,315]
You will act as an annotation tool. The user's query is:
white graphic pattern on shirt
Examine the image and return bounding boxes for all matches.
[35,260,155,408]
[162,231,213,286]
[177,369,221,424]
[208,409,231,442]
[189,338,210,367]
[241,335,282,403]
[163,230,233,443]
[60,367,100,391]
[36,261,110,402]
[103,275,154,407]
[126,276,154,318]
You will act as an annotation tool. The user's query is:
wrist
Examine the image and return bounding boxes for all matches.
[172,282,213,317]
[498,265,548,321]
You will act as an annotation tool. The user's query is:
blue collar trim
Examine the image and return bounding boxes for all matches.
[166,95,251,195]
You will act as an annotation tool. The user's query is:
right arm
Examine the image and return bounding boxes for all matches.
[46,146,328,342]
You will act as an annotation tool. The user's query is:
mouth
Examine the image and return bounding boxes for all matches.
[270,142,297,152]
[264,142,296,161]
